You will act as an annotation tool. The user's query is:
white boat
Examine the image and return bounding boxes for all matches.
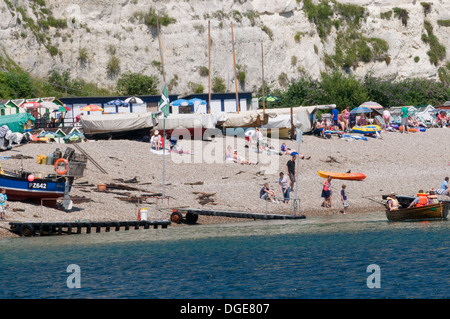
[79,112,158,139]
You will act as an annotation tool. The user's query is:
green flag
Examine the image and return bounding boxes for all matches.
[158,85,170,118]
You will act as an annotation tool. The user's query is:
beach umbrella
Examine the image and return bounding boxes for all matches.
[54,105,70,112]
[359,101,383,109]
[188,98,207,105]
[40,101,60,110]
[22,101,41,109]
[170,99,192,107]
[124,96,144,104]
[107,99,129,107]
[259,95,280,102]
[350,106,372,113]
[81,104,103,112]
[63,131,85,141]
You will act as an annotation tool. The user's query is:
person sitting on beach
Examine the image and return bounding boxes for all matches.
[260,183,277,203]
[225,145,234,161]
[386,192,399,211]
[436,111,448,127]
[313,119,325,137]
[436,177,449,196]
[357,114,367,126]
[408,190,428,208]
[427,190,439,204]
[233,150,257,165]
[151,130,162,151]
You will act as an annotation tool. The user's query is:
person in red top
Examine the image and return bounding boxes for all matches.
[436,111,448,127]
[408,190,428,208]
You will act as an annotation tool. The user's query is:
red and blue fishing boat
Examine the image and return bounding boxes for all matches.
[0,170,72,202]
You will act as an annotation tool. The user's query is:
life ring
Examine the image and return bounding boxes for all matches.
[54,158,69,175]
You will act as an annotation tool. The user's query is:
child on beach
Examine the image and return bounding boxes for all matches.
[0,188,8,220]
[341,184,348,214]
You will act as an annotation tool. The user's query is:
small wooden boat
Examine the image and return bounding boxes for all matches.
[386,202,449,222]
[317,170,366,181]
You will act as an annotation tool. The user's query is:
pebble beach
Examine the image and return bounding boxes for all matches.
[0,127,449,238]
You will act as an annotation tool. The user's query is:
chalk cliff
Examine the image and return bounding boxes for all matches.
[0,0,448,94]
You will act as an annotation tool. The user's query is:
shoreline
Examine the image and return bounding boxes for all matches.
[0,127,449,239]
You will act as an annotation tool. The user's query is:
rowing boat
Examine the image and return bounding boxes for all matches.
[317,170,366,181]
[386,202,449,222]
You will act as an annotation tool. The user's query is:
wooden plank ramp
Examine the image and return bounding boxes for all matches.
[9,220,170,237]
[171,208,306,224]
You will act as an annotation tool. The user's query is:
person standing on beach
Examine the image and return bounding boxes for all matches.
[0,188,7,220]
[278,172,290,204]
[340,184,348,214]
[400,105,409,134]
[286,154,297,191]
[321,176,332,208]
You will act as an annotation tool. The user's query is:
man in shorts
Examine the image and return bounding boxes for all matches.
[286,154,297,190]
[400,105,409,134]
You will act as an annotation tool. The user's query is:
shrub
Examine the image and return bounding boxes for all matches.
[393,7,409,27]
[212,77,226,93]
[116,72,159,95]
[199,66,209,77]
[106,56,120,78]
[437,19,450,27]
[422,20,446,65]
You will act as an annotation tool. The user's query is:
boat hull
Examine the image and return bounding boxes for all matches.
[0,171,69,202]
[317,170,366,181]
[386,202,448,222]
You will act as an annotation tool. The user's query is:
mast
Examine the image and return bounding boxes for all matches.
[208,20,211,114]
[231,22,240,114]
[261,42,265,116]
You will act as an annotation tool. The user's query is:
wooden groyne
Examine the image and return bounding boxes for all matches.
[171,208,306,224]
[9,220,170,237]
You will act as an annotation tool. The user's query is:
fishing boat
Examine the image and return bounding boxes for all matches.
[386,202,449,222]
[0,170,72,202]
[317,170,366,181]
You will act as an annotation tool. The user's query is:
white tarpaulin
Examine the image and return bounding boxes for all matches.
[154,113,217,131]
[263,105,336,133]
[80,112,158,134]
[220,110,271,128]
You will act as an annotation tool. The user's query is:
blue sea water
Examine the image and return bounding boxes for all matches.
[0,213,448,300]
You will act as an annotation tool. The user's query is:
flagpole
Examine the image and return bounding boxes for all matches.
[157,15,167,198]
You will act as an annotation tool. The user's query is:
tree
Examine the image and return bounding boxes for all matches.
[116,72,159,95]
[320,71,368,110]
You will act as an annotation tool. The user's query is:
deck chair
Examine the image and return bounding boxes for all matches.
[375,115,385,129]
[390,115,401,124]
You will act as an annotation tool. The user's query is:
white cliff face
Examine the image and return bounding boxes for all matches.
[0,0,448,94]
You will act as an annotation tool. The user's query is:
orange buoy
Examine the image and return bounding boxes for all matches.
[54,158,69,175]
